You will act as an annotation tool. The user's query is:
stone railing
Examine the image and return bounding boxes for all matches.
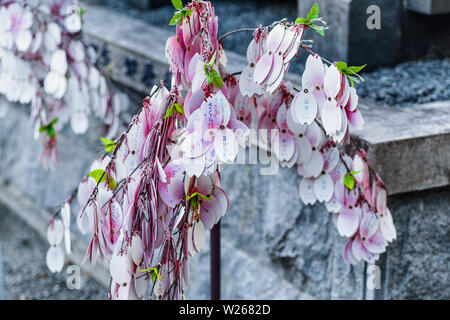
[0,3,448,299]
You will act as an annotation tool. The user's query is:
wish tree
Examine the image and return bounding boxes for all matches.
[45,0,397,299]
[0,0,127,169]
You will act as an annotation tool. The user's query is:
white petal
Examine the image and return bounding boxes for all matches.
[324,64,341,99]
[110,253,131,285]
[44,71,59,94]
[71,111,89,134]
[296,136,312,164]
[64,228,72,254]
[321,99,339,135]
[380,208,397,242]
[302,149,324,178]
[50,50,68,74]
[47,219,64,245]
[46,245,64,273]
[214,128,238,162]
[314,174,334,202]
[292,89,317,125]
[131,235,144,266]
[15,29,32,52]
[299,178,317,205]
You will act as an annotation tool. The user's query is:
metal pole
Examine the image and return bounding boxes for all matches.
[210,221,221,300]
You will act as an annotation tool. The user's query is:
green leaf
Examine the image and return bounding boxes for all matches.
[163,105,175,119]
[210,69,223,89]
[347,64,367,75]
[171,0,183,10]
[307,3,319,21]
[88,169,116,190]
[347,75,356,87]
[169,11,183,25]
[185,9,193,16]
[295,17,308,25]
[164,103,184,118]
[186,192,212,202]
[311,24,325,36]
[137,267,161,282]
[336,61,348,73]
[351,170,361,175]
[106,174,117,191]
[100,137,115,153]
[88,169,106,184]
[39,118,59,138]
[78,8,86,17]
[208,51,217,68]
[47,126,55,138]
[190,197,199,210]
[173,103,184,115]
[344,173,355,191]
[49,118,59,126]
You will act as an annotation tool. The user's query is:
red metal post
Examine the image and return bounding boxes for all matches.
[210,221,221,300]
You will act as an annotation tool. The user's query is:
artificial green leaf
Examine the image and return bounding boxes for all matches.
[106,174,117,191]
[347,75,356,87]
[173,103,184,115]
[311,24,325,36]
[185,9,193,16]
[186,192,212,201]
[137,267,161,282]
[49,118,59,126]
[39,118,59,138]
[100,137,115,153]
[164,105,175,119]
[169,11,183,25]
[344,173,355,190]
[171,0,183,10]
[295,17,308,25]
[210,69,223,89]
[208,51,217,68]
[336,61,348,73]
[307,3,319,21]
[89,169,106,184]
[347,64,367,74]
[47,126,55,138]
[190,197,199,210]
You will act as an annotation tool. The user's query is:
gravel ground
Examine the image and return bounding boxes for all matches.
[85,0,450,107]
[358,58,450,107]
[0,206,106,300]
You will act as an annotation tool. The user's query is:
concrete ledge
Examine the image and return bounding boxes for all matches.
[353,100,450,195]
[82,2,450,196]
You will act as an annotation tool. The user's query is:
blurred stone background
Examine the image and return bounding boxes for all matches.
[0,0,449,300]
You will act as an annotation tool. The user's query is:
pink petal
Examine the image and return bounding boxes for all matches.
[359,208,379,240]
[301,54,324,90]
[346,109,364,130]
[254,53,273,84]
[363,231,387,254]
[266,24,285,53]
[336,207,360,237]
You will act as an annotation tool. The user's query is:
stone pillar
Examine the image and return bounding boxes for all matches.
[297,0,403,68]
